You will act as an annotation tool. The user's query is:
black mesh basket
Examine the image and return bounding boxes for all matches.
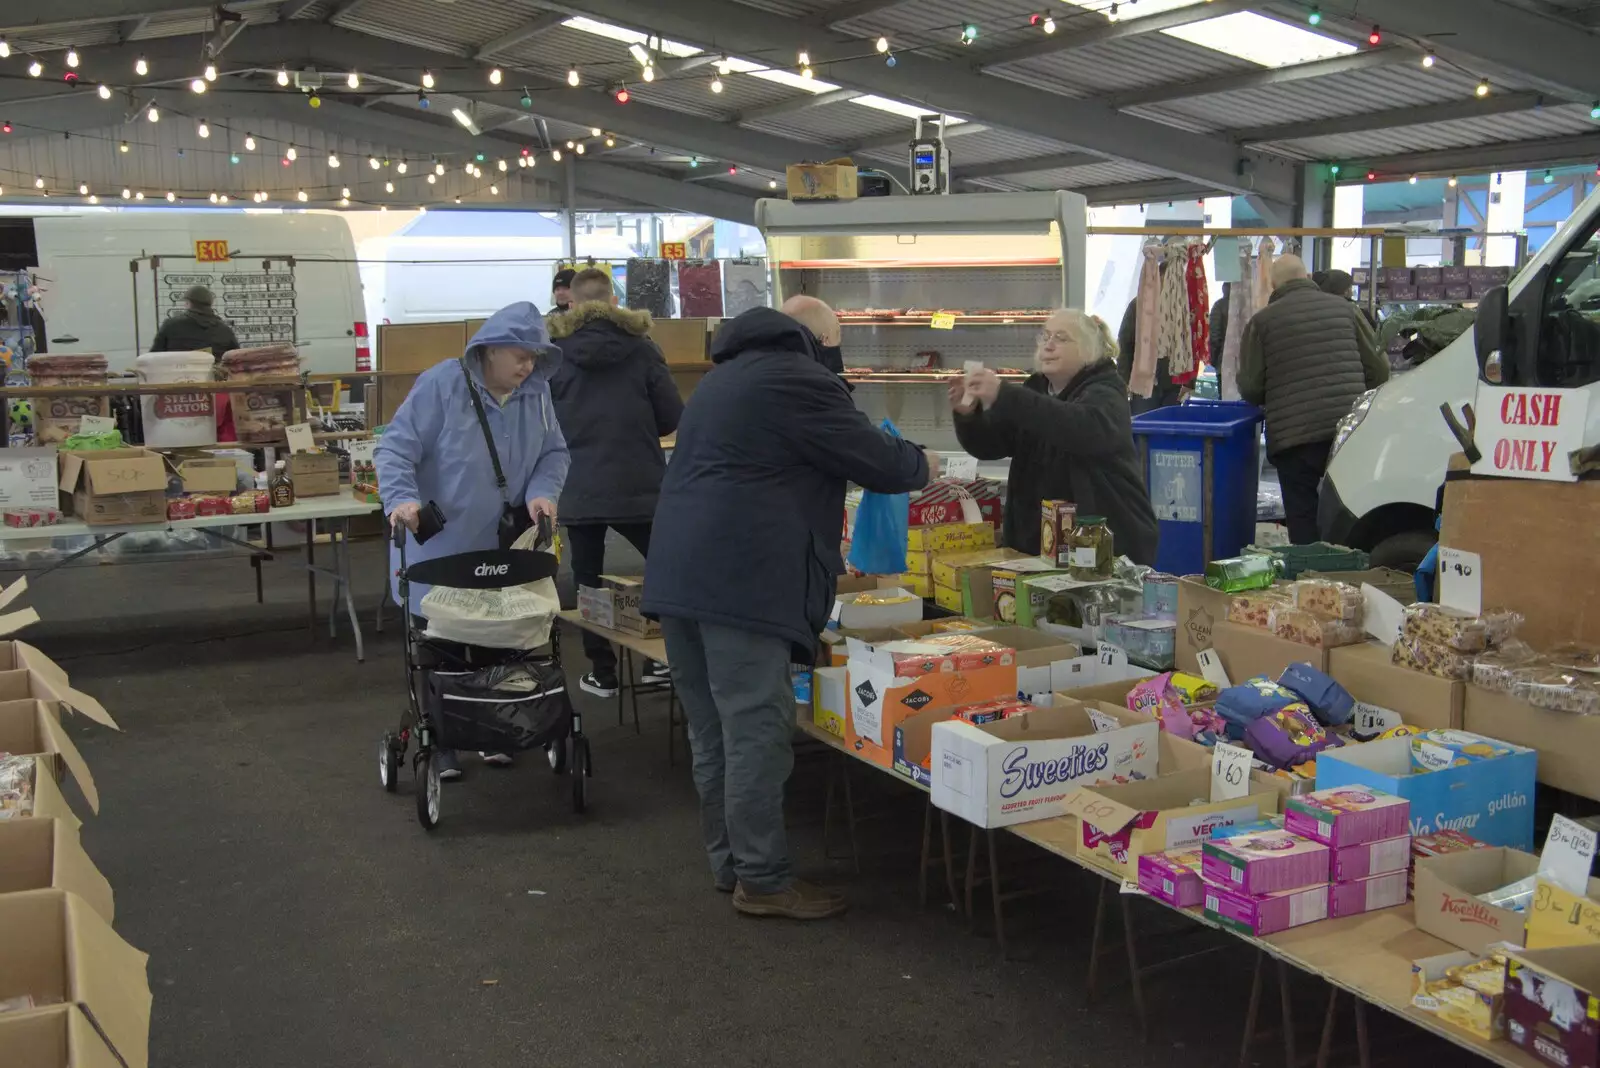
[425,659,572,754]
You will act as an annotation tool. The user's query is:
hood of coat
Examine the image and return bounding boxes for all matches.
[711,307,823,366]
[1267,277,1321,304]
[547,301,652,342]
[548,303,656,370]
[1034,356,1123,399]
[183,307,224,328]
[464,301,563,388]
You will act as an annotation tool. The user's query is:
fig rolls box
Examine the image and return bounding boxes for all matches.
[1330,869,1410,918]
[1506,945,1600,1068]
[1204,881,1330,937]
[1202,829,1330,896]
[1284,785,1410,847]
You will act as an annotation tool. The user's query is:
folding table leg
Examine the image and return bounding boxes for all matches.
[987,829,1007,958]
[1238,951,1265,1068]
[940,810,960,913]
[616,648,629,727]
[1354,996,1372,1068]
[1277,958,1297,1068]
[963,825,980,926]
[1120,893,1148,1039]
[1086,880,1110,1004]
[840,756,861,874]
[919,799,933,908]
[1315,984,1339,1068]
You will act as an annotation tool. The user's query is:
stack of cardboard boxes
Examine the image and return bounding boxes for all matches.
[0,582,148,1068]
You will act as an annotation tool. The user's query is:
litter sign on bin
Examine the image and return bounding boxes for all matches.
[1150,449,1200,523]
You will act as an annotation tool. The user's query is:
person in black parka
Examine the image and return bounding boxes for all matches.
[150,284,238,359]
[643,299,931,921]
[953,308,1159,566]
[548,268,683,696]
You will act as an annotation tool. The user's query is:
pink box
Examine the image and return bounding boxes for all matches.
[1284,787,1410,848]
[1331,835,1412,882]
[1330,870,1410,918]
[1204,880,1330,936]
[1202,830,1331,896]
[1138,849,1204,909]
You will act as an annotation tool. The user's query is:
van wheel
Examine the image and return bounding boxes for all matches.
[1369,529,1436,572]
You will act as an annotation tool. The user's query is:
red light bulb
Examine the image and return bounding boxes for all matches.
[1368,25,1381,45]
[614,87,630,104]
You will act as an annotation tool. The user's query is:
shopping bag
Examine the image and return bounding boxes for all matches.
[419,526,560,649]
[846,419,910,576]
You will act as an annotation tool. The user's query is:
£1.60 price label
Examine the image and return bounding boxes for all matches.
[1210,742,1252,802]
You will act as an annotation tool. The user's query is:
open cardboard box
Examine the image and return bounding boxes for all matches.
[1176,576,1230,673]
[0,889,151,1068]
[832,587,923,630]
[1505,945,1600,1068]
[0,639,116,730]
[0,700,99,814]
[812,665,847,738]
[1329,640,1461,731]
[167,453,239,495]
[0,819,113,924]
[1412,946,1510,1042]
[1211,620,1329,679]
[1524,877,1600,951]
[1413,847,1544,952]
[1464,685,1600,801]
[927,699,1160,827]
[57,448,166,525]
[1062,765,1278,879]
[843,634,1017,768]
[0,1003,128,1068]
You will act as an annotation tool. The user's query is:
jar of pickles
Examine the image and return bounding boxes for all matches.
[1067,515,1114,580]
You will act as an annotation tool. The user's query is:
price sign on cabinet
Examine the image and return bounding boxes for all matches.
[1438,547,1483,616]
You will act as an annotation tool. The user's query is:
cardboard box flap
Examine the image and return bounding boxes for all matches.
[14,644,117,731]
[1061,782,1146,836]
[31,760,81,830]
[63,891,151,1068]
[0,819,113,924]
[80,451,166,496]
[0,1003,129,1068]
[52,820,114,925]
[56,453,84,493]
[1063,766,1217,836]
[35,705,98,815]
[1508,944,1600,990]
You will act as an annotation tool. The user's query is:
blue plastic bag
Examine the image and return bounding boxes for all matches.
[846,419,910,576]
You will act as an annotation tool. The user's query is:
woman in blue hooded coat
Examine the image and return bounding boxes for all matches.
[376,301,571,778]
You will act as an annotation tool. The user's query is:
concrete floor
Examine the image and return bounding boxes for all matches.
[28,534,1452,1068]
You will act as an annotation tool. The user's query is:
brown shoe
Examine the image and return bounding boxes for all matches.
[732,880,847,920]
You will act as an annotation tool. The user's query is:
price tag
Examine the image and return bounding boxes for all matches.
[347,439,377,463]
[929,312,957,330]
[944,455,978,480]
[1352,701,1402,738]
[1087,707,1121,734]
[1120,879,1146,896]
[1541,814,1599,896]
[1098,643,1128,670]
[828,599,843,624]
[1210,742,1252,802]
[1195,648,1231,689]
[284,423,315,454]
[1362,583,1406,646]
[79,415,116,434]
[1438,547,1483,616]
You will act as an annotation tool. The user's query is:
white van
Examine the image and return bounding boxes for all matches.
[1319,185,1600,566]
[15,209,364,375]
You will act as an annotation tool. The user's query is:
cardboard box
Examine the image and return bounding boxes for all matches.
[576,579,660,638]
[1314,734,1536,848]
[930,701,1160,827]
[1328,640,1462,730]
[786,162,857,201]
[812,665,847,737]
[908,523,995,554]
[14,757,81,825]
[1442,266,1471,285]
[820,626,897,667]
[0,448,60,509]
[844,635,1018,768]
[833,587,923,630]
[1413,267,1445,285]
[1524,877,1600,951]
[0,700,99,814]
[897,572,933,598]
[930,547,1028,591]
[649,318,713,362]
[992,561,1063,625]
[933,583,963,614]
[1506,946,1600,1068]
[0,889,151,1068]
[287,451,340,497]
[57,448,165,525]
[1413,847,1543,952]
[0,818,113,924]
[1212,619,1328,679]
[0,1003,128,1068]
[0,641,116,731]
[1064,766,1278,878]
[1412,947,1507,1041]
[1041,500,1076,566]
[1464,684,1600,801]
[1176,576,1229,673]
[169,454,239,495]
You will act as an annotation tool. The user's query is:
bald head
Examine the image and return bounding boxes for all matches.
[780,294,841,348]
[1270,254,1310,291]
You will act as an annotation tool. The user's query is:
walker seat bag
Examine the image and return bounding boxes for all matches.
[846,418,911,576]
[417,530,561,650]
[426,660,571,753]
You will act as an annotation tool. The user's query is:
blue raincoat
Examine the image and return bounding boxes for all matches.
[377,302,571,614]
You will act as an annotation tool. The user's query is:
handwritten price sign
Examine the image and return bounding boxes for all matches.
[1437,547,1483,616]
[1210,743,1252,802]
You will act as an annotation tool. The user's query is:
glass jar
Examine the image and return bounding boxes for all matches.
[1067,515,1114,580]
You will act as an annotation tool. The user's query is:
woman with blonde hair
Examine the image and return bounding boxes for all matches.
[950,307,1159,564]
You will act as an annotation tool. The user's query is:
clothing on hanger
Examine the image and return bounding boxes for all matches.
[1220,242,1253,400]
[1129,244,1163,398]
[1175,244,1210,384]
[1155,244,1191,377]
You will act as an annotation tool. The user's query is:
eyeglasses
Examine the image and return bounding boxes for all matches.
[1037,330,1075,346]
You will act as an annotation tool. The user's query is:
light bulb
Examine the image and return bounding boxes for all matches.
[427,173,436,184]
[769,179,778,189]
[209,192,218,203]
[489,68,503,85]
[276,67,288,86]
[119,141,129,153]
[297,190,308,202]
[191,78,206,93]
[1476,79,1490,97]
[340,197,349,206]
[146,105,159,122]
[567,67,580,87]
[643,65,655,82]
[65,48,79,68]
[552,149,562,161]
[166,191,175,201]
[421,69,435,89]
[197,121,210,138]
[576,143,585,155]
[96,84,111,100]
[490,184,498,195]
[328,153,339,167]
[367,156,379,170]
[218,194,228,204]
[605,136,615,147]
[135,56,149,77]
[244,134,256,151]
[204,62,216,82]
[347,71,360,88]
[798,50,810,66]
[1408,174,1417,184]
[801,65,813,79]
[0,40,9,59]
[397,161,408,174]
[1422,53,1436,68]
[78,182,88,195]
[385,181,394,193]
[589,127,602,137]
[286,145,297,160]
[1044,16,1056,33]
[27,60,42,78]
[711,76,723,93]
[87,195,98,204]
[518,156,527,168]
[455,198,461,204]
[34,176,43,189]
[566,140,575,149]
[134,192,143,200]
[497,158,507,171]
[876,36,890,52]
[340,186,350,198]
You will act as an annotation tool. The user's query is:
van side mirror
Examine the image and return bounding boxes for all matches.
[1475,285,1509,383]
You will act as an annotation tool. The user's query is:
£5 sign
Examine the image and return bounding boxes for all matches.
[1471,384,1590,483]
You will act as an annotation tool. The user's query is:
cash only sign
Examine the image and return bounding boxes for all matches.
[1471,384,1590,483]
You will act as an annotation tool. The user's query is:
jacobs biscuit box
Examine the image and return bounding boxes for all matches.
[1331,835,1412,882]
[1202,830,1331,896]
[1138,849,1204,909]
[863,635,1015,677]
[1285,786,1410,848]
[1205,880,1330,937]
[1330,869,1410,918]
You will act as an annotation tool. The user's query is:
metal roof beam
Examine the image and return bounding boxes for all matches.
[973,0,1258,71]
[735,88,862,125]
[2,2,276,33]
[843,123,989,155]
[323,0,370,24]
[1105,48,1412,109]
[951,151,1104,180]
[1357,0,1600,101]
[1350,133,1600,178]
[472,10,568,61]
[804,0,913,30]
[546,0,1297,199]
[1231,92,1552,144]
[1074,178,1215,206]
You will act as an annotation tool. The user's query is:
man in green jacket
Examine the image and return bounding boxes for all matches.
[150,285,238,359]
[1239,255,1389,544]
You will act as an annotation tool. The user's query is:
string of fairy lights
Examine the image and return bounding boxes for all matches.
[0,2,1555,205]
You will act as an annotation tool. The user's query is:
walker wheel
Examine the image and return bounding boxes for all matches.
[547,739,567,774]
[379,734,400,793]
[416,750,441,830]
[571,737,590,814]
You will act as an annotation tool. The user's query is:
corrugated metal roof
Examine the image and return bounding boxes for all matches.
[1264,105,1600,161]
[989,29,1252,98]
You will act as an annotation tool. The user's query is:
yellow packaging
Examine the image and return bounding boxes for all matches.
[897,572,933,598]
[907,523,996,553]
[934,584,964,613]
[932,547,1029,591]
[1526,879,1600,949]
[903,551,934,575]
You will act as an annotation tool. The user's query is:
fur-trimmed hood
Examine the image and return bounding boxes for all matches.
[547,301,653,341]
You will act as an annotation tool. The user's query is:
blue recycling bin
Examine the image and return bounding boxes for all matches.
[1131,400,1264,575]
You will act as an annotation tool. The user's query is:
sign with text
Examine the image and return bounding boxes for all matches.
[1437,547,1483,616]
[284,423,315,454]
[659,242,687,260]
[1470,384,1588,482]
[929,312,956,330]
[194,239,230,263]
[1541,814,1599,897]
[1195,648,1231,689]
[1210,742,1252,802]
[78,415,116,434]
[944,455,978,480]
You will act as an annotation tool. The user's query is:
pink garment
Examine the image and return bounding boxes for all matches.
[1129,245,1162,398]
[1253,238,1277,314]
[1176,244,1209,383]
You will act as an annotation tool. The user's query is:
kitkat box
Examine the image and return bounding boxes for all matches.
[1202,830,1330,896]
[1285,786,1410,847]
[1507,946,1600,1068]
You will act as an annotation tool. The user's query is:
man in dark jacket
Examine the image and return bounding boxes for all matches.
[549,268,682,696]
[1240,255,1389,544]
[643,304,931,921]
[150,285,238,358]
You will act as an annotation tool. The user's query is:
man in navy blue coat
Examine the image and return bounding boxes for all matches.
[643,298,932,920]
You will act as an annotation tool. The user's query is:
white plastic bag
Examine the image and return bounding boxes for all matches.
[419,527,559,650]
